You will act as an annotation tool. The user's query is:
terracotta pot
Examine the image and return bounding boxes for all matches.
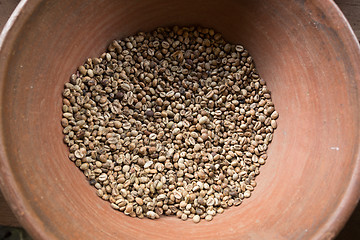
[0,0,359,239]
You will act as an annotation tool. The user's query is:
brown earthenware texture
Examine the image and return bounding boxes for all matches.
[0,0,359,239]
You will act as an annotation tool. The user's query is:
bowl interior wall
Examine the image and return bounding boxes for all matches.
[1,0,359,239]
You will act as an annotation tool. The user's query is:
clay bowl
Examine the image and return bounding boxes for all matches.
[0,0,359,239]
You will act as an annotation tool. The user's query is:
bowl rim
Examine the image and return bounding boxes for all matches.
[0,0,359,239]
